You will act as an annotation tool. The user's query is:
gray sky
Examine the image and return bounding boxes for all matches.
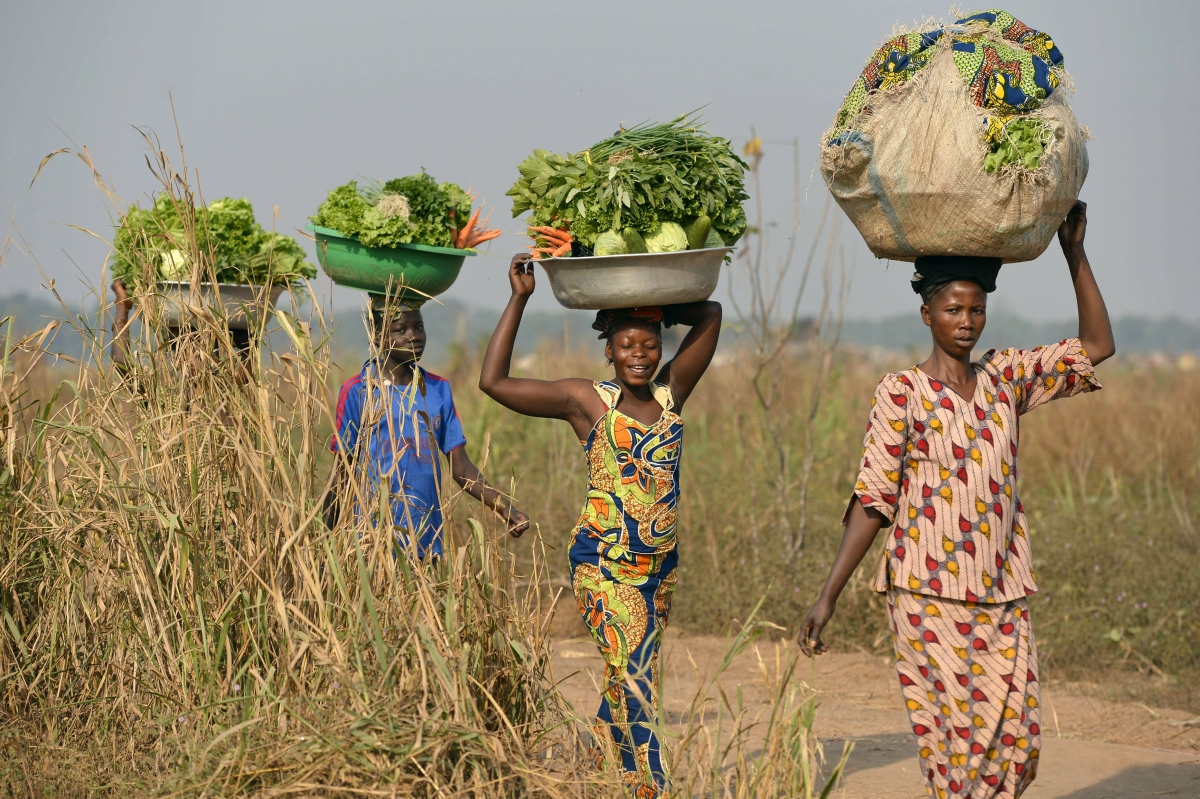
[2,0,1196,321]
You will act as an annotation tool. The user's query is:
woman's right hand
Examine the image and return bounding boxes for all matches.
[509,253,535,298]
[797,596,835,657]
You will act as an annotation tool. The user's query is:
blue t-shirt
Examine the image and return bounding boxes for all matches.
[331,363,467,557]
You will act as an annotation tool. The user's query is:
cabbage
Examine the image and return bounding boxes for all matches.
[644,221,688,253]
[160,249,189,280]
[594,230,629,256]
[704,228,725,248]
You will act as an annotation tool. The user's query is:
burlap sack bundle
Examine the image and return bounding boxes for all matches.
[820,20,1088,264]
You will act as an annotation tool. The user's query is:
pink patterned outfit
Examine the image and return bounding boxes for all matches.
[852,338,1099,798]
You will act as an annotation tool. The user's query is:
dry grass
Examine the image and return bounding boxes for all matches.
[0,136,853,798]
[2,130,1196,798]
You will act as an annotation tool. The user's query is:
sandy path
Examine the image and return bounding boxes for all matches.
[550,631,1200,798]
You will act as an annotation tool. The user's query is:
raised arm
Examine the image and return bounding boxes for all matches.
[1059,201,1115,365]
[654,300,721,410]
[478,253,599,436]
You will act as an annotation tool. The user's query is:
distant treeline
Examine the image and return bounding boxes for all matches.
[3,291,1199,363]
[0,291,599,364]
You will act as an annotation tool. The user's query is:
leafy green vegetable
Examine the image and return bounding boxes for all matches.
[623,228,649,254]
[594,230,629,256]
[703,227,726,248]
[311,170,472,249]
[506,114,749,248]
[112,194,315,288]
[644,222,688,253]
[985,117,1050,173]
[309,182,371,238]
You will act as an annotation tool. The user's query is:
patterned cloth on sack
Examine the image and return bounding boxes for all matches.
[851,338,1099,603]
[831,9,1065,144]
[571,380,682,797]
[890,590,1041,799]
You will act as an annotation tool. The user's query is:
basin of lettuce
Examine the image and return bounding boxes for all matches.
[309,171,471,249]
[112,195,315,287]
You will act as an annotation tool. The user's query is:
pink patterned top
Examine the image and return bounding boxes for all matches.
[853,338,1100,603]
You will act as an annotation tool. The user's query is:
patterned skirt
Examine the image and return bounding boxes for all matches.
[888,590,1041,799]
[570,534,678,798]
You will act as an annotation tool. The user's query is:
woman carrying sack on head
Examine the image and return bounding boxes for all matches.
[798,201,1114,799]
[479,252,722,797]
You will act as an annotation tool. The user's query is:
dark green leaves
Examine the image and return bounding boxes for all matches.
[506,115,749,248]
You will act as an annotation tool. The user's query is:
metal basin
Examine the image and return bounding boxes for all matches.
[537,247,732,310]
[155,282,287,330]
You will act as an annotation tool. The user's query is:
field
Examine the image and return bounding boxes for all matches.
[0,292,855,798]
[2,291,1197,797]
[2,143,1197,798]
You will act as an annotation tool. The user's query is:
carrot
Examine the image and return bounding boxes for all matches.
[465,228,502,248]
[528,225,571,240]
[453,207,503,250]
[530,241,570,259]
[527,226,573,247]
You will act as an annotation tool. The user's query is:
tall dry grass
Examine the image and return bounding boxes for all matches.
[0,136,853,798]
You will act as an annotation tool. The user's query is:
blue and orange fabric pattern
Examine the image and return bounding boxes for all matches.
[570,380,682,797]
[575,381,682,557]
[830,9,1066,144]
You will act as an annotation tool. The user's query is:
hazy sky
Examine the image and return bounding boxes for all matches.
[3,0,1196,321]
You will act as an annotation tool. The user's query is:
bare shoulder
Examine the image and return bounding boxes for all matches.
[557,376,606,412]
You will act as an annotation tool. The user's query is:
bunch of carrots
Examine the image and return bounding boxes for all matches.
[451,207,504,250]
[527,223,574,259]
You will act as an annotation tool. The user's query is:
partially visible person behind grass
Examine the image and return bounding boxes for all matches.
[324,294,529,556]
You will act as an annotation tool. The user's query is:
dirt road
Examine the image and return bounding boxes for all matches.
[551,632,1200,798]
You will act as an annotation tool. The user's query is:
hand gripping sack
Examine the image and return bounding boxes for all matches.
[820,10,1088,263]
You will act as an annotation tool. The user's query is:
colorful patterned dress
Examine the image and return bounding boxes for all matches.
[570,380,681,797]
[852,338,1099,799]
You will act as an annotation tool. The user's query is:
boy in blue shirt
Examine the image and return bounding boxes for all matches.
[325,298,528,556]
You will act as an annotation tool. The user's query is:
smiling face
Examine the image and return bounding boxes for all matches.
[604,321,663,387]
[378,310,427,365]
[921,281,988,359]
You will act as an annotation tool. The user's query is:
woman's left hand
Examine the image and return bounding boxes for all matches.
[1058,200,1087,255]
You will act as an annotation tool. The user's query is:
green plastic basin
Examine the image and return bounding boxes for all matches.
[308,225,474,297]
